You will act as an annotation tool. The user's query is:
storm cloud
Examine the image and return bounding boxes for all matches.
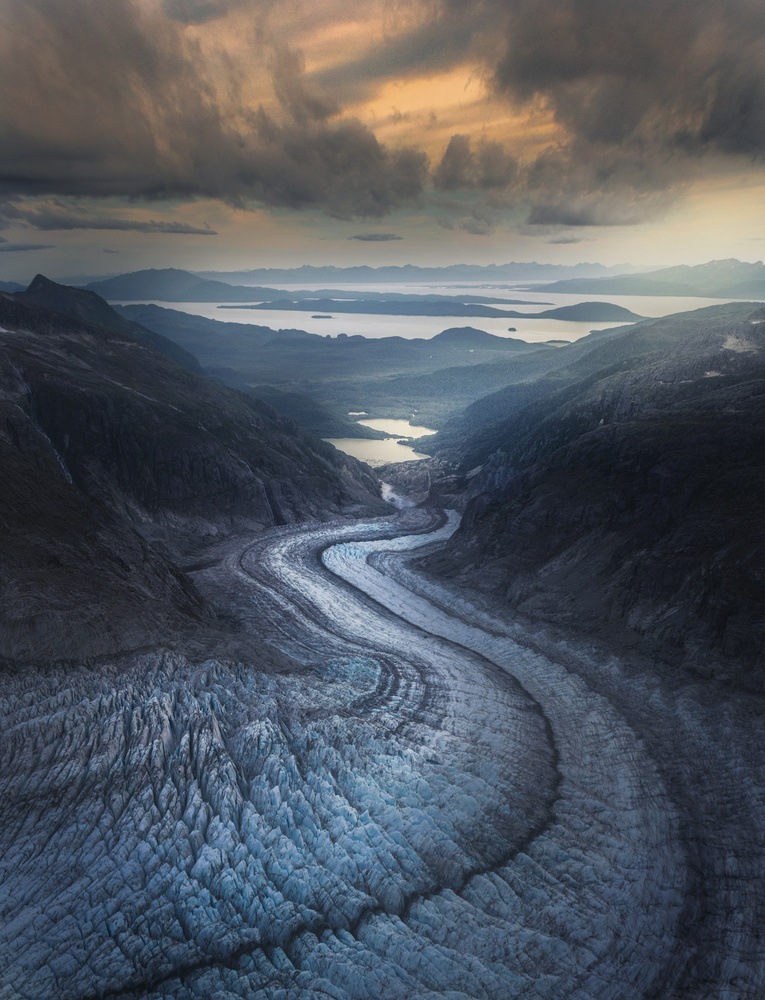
[0,0,427,218]
[1,0,763,227]
[487,0,765,156]
[434,136,519,192]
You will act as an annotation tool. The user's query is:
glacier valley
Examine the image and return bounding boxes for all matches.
[1,510,763,999]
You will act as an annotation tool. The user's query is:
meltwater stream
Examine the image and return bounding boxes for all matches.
[1,510,764,999]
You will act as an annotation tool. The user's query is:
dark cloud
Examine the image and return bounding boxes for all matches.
[434,135,518,191]
[436,199,500,236]
[243,111,428,218]
[270,46,338,125]
[349,233,404,241]
[1,0,763,228]
[546,235,589,244]
[19,208,217,235]
[0,238,55,252]
[457,215,495,236]
[487,0,765,155]
[525,196,665,228]
[311,4,493,108]
[0,0,427,218]
[382,0,765,220]
[433,135,474,191]
[526,203,617,227]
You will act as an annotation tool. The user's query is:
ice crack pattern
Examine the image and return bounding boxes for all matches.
[1,509,764,998]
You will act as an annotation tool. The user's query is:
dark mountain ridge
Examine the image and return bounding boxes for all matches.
[17,273,203,372]
[430,327,543,350]
[425,303,765,685]
[0,287,385,664]
[426,306,745,463]
[83,267,280,302]
[501,302,644,321]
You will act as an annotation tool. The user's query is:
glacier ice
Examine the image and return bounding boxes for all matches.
[1,510,763,998]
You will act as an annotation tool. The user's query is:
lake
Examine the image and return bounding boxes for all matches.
[356,417,436,437]
[323,438,433,466]
[325,415,437,466]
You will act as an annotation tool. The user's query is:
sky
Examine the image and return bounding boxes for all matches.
[1,0,765,280]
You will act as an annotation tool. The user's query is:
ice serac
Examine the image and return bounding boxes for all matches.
[2,509,762,998]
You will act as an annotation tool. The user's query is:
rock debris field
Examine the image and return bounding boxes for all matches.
[1,509,764,998]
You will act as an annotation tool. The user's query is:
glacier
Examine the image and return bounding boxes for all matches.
[1,509,763,998]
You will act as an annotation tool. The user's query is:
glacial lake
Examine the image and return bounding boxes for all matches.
[325,416,437,466]
[356,417,436,437]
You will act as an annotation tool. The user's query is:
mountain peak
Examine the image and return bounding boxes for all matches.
[26,273,57,292]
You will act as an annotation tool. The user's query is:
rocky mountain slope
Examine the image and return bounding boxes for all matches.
[425,303,765,684]
[425,304,746,460]
[18,273,203,372]
[0,288,385,664]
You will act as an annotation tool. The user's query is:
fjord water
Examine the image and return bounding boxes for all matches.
[114,284,748,343]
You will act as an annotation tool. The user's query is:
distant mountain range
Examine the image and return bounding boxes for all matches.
[0,259,743,308]
[71,259,765,307]
[194,261,638,284]
[80,268,545,307]
[527,258,765,298]
[7,259,765,301]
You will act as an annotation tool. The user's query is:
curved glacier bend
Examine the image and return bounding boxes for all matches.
[0,510,763,998]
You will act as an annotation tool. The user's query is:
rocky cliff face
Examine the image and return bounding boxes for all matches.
[0,291,386,664]
[426,304,765,685]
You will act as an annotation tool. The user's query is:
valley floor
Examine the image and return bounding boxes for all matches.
[1,510,763,998]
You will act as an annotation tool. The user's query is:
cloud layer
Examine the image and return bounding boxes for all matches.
[1,0,763,231]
